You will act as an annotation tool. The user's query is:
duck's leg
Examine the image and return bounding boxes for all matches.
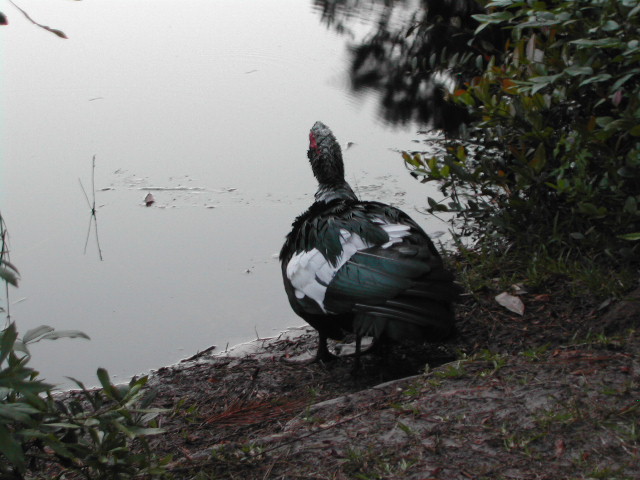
[281,332,338,365]
[350,334,363,372]
[316,333,338,362]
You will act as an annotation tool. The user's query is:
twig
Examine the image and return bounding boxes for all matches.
[181,345,217,362]
[79,178,92,210]
[8,0,68,38]
[0,214,12,321]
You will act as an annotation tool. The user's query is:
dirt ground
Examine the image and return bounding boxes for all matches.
[135,286,640,479]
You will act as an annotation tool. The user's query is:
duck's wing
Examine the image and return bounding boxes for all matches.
[324,240,458,341]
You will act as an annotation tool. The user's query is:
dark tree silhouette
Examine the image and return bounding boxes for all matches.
[314,0,502,130]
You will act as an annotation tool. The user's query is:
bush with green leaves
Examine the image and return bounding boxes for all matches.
[0,322,171,479]
[404,0,640,275]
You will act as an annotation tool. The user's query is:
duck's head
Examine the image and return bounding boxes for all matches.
[307,121,345,186]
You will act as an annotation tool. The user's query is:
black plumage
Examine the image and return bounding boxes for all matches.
[280,121,459,363]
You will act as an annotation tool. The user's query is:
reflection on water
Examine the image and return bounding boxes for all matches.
[315,0,486,128]
[312,0,418,37]
[1,0,450,387]
[79,155,104,260]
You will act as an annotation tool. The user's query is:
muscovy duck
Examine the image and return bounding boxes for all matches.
[280,121,459,363]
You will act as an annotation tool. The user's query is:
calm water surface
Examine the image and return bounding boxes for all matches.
[1,0,446,386]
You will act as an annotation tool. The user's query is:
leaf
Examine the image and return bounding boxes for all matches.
[623,196,637,214]
[97,367,113,392]
[577,202,607,217]
[47,28,67,39]
[529,143,546,172]
[564,65,593,76]
[11,340,29,356]
[530,74,562,84]
[42,422,82,430]
[502,78,517,93]
[427,197,448,212]
[0,323,18,365]
[526,34,537,61]
[617,166,636,178]
[0,403,41,422]
[0,423,25,472]
[611,72,636,91]
[39,330,90,342]
[43,437,76,460]
[618,232,640,241]
[529,74,562,94]
[472,12,513,24]
[22,326,90,344]
[595,116,614,127]
[0,265,19,287]
[495,292,525,316]
[114,421,136,439]
[611,90,623,107]
[0,258,19,274]
[402,151,418,167]
[456,90,476,106]
[570,38,622,48]
[486,0,520,7]
[579,74,612,86]
[22,325,54,344]
[126,426,165,436]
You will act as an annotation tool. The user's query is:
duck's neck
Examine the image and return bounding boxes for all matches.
[314,181,357,203]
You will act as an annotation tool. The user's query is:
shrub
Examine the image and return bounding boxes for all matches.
[0,323,170,479]
[404,0,640,272]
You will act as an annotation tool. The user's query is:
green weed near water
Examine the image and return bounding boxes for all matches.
[0,324,171,479]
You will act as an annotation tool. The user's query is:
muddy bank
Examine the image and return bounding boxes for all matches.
[135,289,639,479]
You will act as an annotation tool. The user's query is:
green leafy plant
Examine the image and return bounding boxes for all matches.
[403,0,640,283]
[1,322,171,479]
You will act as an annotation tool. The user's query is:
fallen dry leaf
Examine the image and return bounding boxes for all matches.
[144,192,155,206]
[495,292,525,316]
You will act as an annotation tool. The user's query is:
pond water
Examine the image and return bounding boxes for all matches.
[1,0,447,387]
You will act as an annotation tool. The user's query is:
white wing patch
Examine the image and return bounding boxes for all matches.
[379,222,411,248]
[286,220,412,312]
